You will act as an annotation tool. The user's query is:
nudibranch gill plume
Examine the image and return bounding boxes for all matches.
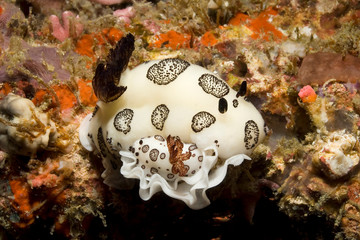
[79,33,266,209]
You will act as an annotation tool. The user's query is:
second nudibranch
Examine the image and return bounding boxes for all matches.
[79,33,266,209]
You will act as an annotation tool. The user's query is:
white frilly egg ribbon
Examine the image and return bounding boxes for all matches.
[120,147,250,210]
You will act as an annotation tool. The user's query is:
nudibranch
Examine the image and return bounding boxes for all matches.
[79,34,266,209]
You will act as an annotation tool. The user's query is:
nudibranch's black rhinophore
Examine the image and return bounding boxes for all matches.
[92,33,135,102]
[218,98,228,114]
[236,81,247,98]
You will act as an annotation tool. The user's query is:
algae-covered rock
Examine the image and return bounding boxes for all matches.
[297,52,360,85]
[0,94,58,156]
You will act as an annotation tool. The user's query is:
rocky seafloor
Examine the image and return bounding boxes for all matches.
[1,0,360,239]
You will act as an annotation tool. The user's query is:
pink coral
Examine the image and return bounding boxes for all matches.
[113,6,136,24]
[27,159,61,188]
[49,11,83,42]
[143,20,161,34]
[298,85,317,103]
[27,158,72,188]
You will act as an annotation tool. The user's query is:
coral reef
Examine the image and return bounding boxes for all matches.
[113,6,135,24]
[0,0,360,239]
[297,52,360,85]
[90,0,129,5]
[49,11,83,42]
[298,85,317,103]
[0,94,60,156]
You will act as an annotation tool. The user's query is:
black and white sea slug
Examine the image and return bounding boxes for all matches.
[79,33,266,209]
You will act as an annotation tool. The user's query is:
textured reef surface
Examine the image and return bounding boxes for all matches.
[1,0,360,239]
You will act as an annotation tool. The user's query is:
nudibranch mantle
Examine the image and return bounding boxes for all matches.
[79,34,266,209]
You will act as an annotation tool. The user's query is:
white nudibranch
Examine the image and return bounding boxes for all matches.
[79,34,266,209]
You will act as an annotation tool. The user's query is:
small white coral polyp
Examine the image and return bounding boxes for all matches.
[120,135,250,209]
[0,94,57,156]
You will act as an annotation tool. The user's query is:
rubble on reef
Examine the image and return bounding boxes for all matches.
[0,0,360,239]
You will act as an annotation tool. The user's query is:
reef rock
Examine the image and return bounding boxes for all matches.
[313,130,360,179]
[297,52,360,85]
[0,94,58,156]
